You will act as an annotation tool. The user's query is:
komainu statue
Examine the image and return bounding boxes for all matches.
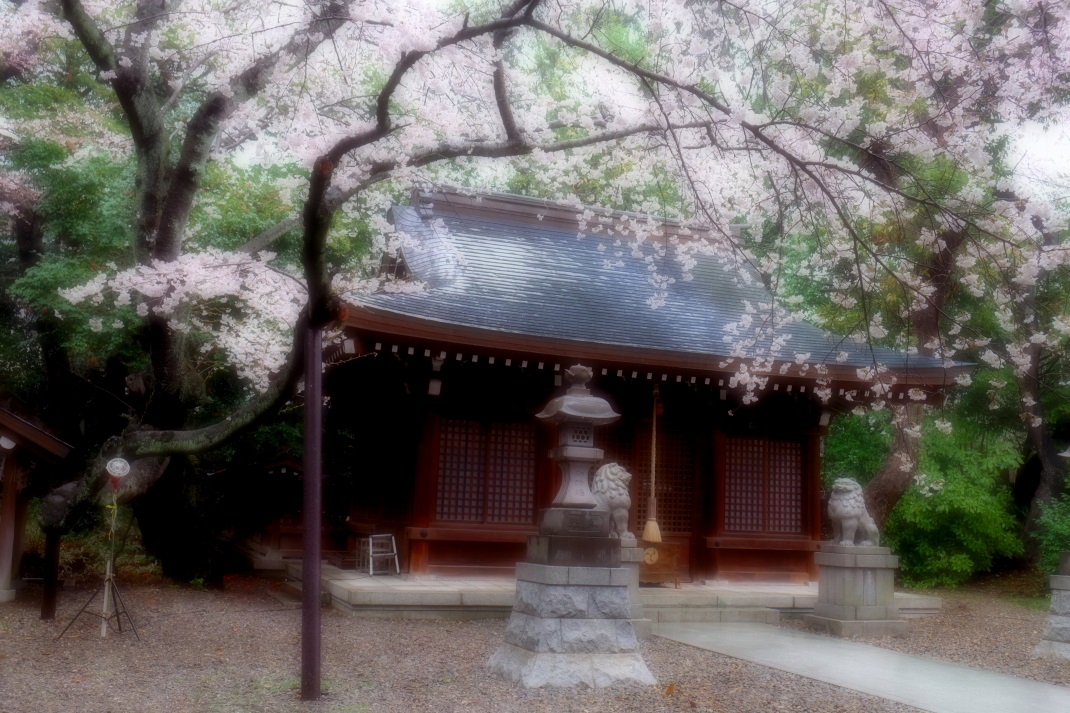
[592,462,634,540]
[828,477,880,547]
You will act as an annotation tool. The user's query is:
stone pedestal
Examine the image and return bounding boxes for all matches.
[620,544,652,639]
[1034,552,1070,660]
[805,543,907,637]
[487,562,656,687]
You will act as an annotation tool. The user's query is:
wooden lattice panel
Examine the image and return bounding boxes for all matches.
[435,418,537,525]
[767,440,803,534]
[436,419,486,522]
[485,422,537,524]
[723,435,804,534]
[602,422,695,535]
[724,436,766,532]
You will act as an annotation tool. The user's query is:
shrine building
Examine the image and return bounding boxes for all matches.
[327,189,957,583]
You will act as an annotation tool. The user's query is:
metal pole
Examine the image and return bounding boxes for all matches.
[100,489,118,637]
[41,528,60,619]
[301,325,323,701]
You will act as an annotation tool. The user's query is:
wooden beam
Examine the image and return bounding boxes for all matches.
[344,309,961,389]
[0,408,72,462]
[705,536,818,551]
[405,527,536,543]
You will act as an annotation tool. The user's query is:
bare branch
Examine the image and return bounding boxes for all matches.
[492,29,521,143]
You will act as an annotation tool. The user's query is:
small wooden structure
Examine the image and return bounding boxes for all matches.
[0,406,72,602]
[329,190,958,583]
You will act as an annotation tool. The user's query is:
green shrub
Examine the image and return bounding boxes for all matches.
[21,501,161,586]
[1037,494,1070,574]
[822,410,892,487]
[884,418,1023,588]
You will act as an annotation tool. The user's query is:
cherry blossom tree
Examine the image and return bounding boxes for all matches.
[2,0,1069,551]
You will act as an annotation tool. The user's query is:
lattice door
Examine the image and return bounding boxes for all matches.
[722,435,803,534]
[435,418,537,525]
[485,422,537,524]
[435,419,486,522]
[767,440,803,533]
[724,437,766,531]
[602,421,695,535]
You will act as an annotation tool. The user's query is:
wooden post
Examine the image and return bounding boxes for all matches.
[40,528,60,620]
[301,325,323,701]
[0,455,19,602]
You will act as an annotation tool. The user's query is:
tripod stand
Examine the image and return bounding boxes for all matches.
[57,482,140,641]
[57,570,140,640]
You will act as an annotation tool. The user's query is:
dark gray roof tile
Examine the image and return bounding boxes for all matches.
[352,202,944,372]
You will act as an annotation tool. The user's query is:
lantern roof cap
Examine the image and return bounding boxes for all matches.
[536,365,620,425]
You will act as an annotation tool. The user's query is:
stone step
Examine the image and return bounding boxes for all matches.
[646,606,780,625]
[282,562,940,620]
[639,590,814,609]
[894,593,943,617]
[282,578,331,607]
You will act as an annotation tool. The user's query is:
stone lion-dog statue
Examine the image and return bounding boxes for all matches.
[828,477,880,547]
[592,462,634,541]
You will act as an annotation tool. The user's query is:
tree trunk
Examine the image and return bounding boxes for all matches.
[865,403,923,527]
[1020,332,1067,547]
[863,229,964,527]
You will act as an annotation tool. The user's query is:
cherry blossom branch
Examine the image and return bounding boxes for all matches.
[60,0,168,258]
[122,311,310,458]
[492,27,521,143]
[528,18,732,116]
[156,0,354,261]
[373,1,540,132]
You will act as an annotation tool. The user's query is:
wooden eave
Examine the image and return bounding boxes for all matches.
[344,302,963,393]
[417,188,710,243]
[0,408,73,463]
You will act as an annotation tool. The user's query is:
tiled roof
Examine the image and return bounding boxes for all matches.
[351,195,946,374]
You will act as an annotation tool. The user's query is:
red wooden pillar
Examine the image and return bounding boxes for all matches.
[807,431,824,580]
[0,455,19,602]
[408,413,439,575]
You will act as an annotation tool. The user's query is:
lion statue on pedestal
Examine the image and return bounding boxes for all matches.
[592,462,634,541]
[828,477,880,547]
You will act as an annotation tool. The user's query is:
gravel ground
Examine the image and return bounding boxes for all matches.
[0,575,1066,713]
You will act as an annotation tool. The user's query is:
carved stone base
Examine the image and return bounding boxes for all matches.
[540,507,611,537]
[807,542,906,638]
[488,563,655,688]
[620,546,651,639]
[527,534,621,568]
[488,643,656,688]
[1034,639,1070,661]
[1035,570,1070,660]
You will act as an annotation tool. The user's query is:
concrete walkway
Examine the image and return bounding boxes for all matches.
[656,622,1070,713]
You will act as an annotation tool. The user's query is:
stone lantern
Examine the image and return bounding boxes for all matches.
[487,364,655,688]
[530,365,620,561]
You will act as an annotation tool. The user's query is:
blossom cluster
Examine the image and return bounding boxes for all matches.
[60,250,307,393]
[3,0,1066,428]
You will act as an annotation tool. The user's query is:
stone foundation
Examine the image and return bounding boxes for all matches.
[620,545,652,639]
[805,543,906,638]
[487,562,655,687]
[1035,554,1070,661]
